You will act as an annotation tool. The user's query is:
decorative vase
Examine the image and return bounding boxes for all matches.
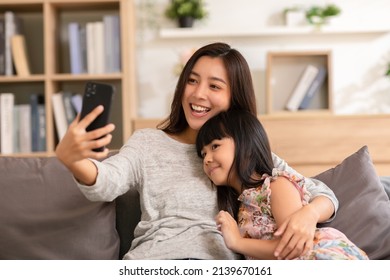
[178,16,194,28]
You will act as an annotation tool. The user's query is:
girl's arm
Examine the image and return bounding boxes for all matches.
[272,153,338,217]
[215,210,279,259]
[216,177,304,260]
[272,153,336,259]
[270,176,314,260]
[55,105,115,185]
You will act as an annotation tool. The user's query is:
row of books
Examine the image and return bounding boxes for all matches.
[0,11,31,76]
[52,92,82,140]
[68,14,121,74]
[285,64,327,111]
[0,91,83,154]
[0,93,45,154]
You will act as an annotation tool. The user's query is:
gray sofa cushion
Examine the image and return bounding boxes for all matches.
[381,176,390,199]
[115,188,141,259]
[0,156,119,260]
[314,146,390,260]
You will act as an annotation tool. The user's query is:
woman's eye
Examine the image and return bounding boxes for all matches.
[210,84,220,90]
[188,78,197,84]
[211,144,219,150]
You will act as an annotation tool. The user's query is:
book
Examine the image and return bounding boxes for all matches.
[285,65,319,111]
[86,21,105,74]
[68,22,85,74]
[51,93,68,140]
[11,34,31,76]
[0,17,5,75]
[298,66,327,110]
[79,25,88,75]
[0,93,15,154]
[30,94,45,152]
[62,92,76,125]
[94,21,105,74]
[37,105,46,151]
[12,105,20,153]
[103,15,121,73]
[86,22,96,74]
[4,11,16,76]
[4,11,23,76]
[17,104,32,153]
[71,93,83,114]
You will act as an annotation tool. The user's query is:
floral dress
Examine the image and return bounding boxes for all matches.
[237,169,369,260]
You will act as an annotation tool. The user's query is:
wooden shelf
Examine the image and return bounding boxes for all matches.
[266,50,333,115]
[0,0,136,156]
[160,26,390,39]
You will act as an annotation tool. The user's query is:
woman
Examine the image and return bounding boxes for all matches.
[56,42,338,259]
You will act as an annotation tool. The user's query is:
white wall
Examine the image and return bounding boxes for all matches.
[134,0,390,118]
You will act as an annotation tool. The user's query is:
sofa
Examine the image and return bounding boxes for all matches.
[1,146,390,260]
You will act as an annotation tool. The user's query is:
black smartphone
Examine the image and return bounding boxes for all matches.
[79,81,115,151]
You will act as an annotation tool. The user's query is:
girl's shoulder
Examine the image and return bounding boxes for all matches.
[268,169,303,183]
[267,169,311,204]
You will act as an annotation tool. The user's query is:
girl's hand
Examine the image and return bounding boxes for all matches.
[55,105,115,168]
[273,204,317,259]
[215,210,242,251]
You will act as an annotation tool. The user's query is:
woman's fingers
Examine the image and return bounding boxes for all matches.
[78,105,104,129]
[85,123,115,142]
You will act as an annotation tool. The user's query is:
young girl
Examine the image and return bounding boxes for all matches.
[196,109,368,260]
[56,42,338,259]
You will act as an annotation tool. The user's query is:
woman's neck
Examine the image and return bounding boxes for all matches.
[167,127,198,144]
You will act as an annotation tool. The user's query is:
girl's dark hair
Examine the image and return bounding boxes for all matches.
[158,42,257,133]
[196,109,274,218]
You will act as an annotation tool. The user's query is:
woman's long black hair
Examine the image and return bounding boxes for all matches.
[196,109,274,218]
[158,42,257,133]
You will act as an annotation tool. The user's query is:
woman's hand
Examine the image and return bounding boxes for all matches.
[55,105,115,170]
[273,204,318,259]
[215,210,242,251]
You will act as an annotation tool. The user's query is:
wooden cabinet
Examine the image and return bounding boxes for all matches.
[0,0,136,156]
[266,50,333,115]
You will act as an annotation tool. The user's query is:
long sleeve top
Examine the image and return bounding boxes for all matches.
[77,128,338,260]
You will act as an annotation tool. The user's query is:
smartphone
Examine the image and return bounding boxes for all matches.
[79,81,115,151]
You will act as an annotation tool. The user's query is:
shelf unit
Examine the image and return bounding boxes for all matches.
[159,26,390,39]
[266,50,333,115]
[0,0,137,157]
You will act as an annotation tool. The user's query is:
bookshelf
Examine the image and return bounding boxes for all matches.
[0,0,136,156]
[266,50,333,115]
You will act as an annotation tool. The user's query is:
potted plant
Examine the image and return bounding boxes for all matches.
[165,0,208,28]
[386,62,390,77]
[306,4,341,27]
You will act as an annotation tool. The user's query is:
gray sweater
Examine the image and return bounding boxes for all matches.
[77,128,338,259]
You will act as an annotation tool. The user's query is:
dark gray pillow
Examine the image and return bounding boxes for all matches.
[314,146,390,260]
[0,156,119,259]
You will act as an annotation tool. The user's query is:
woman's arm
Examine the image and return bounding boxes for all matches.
[55,105,115,185]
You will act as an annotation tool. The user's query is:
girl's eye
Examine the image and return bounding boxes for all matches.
[200,151,206,158]
[211,144,219,150]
